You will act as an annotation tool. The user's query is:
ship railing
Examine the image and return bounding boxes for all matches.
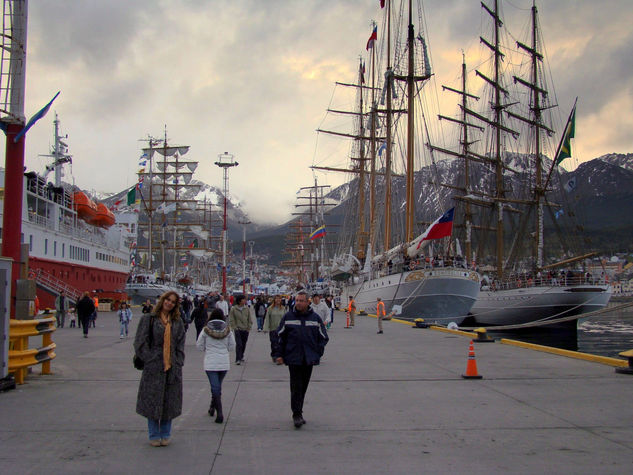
[32,268,82,303]
[27,211,54,230]
[483,274,609,291]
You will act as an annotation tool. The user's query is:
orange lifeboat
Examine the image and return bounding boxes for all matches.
[73,192,97,223]
[93,202,115,228]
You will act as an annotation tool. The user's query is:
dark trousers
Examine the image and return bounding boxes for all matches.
[80,315,90,335]
[234,329,249,362]
[288,364,313,417]
[268,330,279,358]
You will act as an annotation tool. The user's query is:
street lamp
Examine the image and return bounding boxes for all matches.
[238,219,251,295]
[214,152,238,295]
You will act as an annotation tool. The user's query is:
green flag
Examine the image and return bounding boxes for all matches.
[555,105,576,166]
[126,186,136,205]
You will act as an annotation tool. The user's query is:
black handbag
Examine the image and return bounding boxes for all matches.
[133,316,154,370]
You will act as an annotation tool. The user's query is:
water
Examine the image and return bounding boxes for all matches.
[490,301,633,358]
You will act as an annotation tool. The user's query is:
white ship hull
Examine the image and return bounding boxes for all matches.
[341,267,480,320]
[470,284,612,326]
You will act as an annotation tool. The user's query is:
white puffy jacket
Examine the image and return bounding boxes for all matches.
[196,319,236,371]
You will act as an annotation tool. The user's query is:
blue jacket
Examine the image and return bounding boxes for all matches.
[275,307,329,365]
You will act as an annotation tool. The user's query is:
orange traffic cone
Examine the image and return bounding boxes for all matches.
[344,311,351,329]
[462,340,483,379]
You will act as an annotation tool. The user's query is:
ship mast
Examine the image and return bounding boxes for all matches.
[383,0,393,249]
[356,58,368,261]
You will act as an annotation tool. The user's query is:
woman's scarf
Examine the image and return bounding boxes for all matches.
[159,313,172,371]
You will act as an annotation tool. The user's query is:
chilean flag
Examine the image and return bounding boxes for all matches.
[366,25,377,50]
[416,208,454,249]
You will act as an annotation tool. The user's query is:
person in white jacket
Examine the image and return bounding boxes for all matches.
[196,308,236,423]
[310,293,331,326]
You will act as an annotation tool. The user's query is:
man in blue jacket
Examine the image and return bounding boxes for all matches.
[275,291,329,428]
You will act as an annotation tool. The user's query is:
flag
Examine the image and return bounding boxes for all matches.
[555,104,576,165]
[554,209,564,220]
[126,185,137,205]
[378,141,386,156]
[380,0,386,7]
[563,176,577,193]
[113,199,123,207]
[14,91,61,143]
[361,61,366,84]
[309,225,326,241]
[188,239,199,248]
[415,208,455,249]
[366,25,377,50]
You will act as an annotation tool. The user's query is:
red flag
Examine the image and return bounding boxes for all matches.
[380,0,386,7]
[366,25,377,50]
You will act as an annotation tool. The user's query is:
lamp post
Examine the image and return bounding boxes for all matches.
[238,220,251,295]
[214,152,238,295]
[248,241,255,293]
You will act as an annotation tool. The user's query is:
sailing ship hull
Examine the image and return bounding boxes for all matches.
[470,284,612,327]
[341,267,480,320]
[125,282,180,304]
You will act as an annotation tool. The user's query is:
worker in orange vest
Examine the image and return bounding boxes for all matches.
[376,297,386,334]
[347,296,356,327]
[91,296,99,328]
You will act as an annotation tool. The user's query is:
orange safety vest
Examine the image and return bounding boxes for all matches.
[377,301,385,317]
[348,299,355,312]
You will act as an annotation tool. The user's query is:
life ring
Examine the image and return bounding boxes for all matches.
[28,270,36,279]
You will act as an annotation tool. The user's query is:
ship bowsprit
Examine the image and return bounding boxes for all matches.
[342,268,481,321]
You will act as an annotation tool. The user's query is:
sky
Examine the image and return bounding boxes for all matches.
[4,0,632,224]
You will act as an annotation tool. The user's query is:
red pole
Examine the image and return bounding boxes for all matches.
[222,183,227,295]
[242,234,246,295]
[2,124,26,317]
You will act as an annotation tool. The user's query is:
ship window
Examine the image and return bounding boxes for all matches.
[29,235,33,252]
[54,241,57,256]
[45,239,48,255]
[62,243,65,258]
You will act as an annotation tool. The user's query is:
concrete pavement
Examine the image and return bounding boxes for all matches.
[1,308,632,474]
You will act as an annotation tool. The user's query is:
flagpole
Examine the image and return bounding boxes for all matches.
[542,97,577,193]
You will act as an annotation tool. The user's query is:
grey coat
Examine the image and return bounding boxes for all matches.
[133,313,186,420]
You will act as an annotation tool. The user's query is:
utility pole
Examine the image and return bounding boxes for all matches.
[214,152,238,294]
[238,219,251,295]
[248,241,255,293]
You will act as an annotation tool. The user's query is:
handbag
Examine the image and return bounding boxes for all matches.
[133,316,154,370]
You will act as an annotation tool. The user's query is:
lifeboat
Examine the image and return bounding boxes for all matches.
[73,192,97,223]
[93,202,116,228]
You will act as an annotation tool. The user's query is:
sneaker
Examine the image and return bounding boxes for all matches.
[377,331,383,334]
[236,360,241,365]
[149,440,161,447]
[293,415,303,429]
[120,335,124,339]
[160,438,171,446]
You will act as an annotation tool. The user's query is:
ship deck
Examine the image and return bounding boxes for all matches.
[1,308,631,473]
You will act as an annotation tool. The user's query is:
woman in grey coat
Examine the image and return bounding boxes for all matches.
[133,291,186,447]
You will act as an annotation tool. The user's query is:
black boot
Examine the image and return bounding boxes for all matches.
[208,396,215,417]
[215,395,223,424]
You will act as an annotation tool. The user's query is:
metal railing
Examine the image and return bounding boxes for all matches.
[32,268,81,303]
[8,316,57,385]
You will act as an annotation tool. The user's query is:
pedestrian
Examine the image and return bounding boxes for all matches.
[310,293,330,327]
[228,294,252,365]
[376,297,386,334]
[118,302,132,338]
[215,293,229,318]
[181,295,192,324]
[274,291,329,428]
[192,300,208,338]
[69,306,77,328]
[133,291,186,447]
[254,296,267,332]
[324,296,334,329]
[91,295,99,328]
[196,308,235,424]
[347,295,356,327]
[263,295,285,364]
[142,299,153,314]
[55,291,69,328]
[76,291,95,338]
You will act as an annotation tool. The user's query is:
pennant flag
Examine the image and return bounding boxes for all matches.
[188,238,199,248]
[366,25,377,50]
[126,185,137,205]
[310,225,326,241]
[113,199,123,207]
[380,0,386,7]
[378,141,386,156]
[415,208,455,249]
[555,104,576,166]
[563,176,577,193]
[554,208,564,220]
[14,91,61,143]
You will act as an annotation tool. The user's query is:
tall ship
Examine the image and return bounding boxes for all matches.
[437,0,611,327]
[125,132,219,303]
[0,115,131,309]
[312,0,480,320]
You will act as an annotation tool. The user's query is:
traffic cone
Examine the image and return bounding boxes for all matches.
[461,340,483,379]
[344,311,351,329]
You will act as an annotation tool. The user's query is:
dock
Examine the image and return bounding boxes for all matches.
[1,308,632,474]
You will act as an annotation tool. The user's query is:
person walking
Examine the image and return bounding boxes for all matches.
[376,297,386,334]
[133,291,186,447]
[310,293,330,327]
[76,292,95,338]
[118,302,132,338]
[90,296,99,328]
[215,293,229,318]
[192,300,208,338]
[274,291,329,428]
[263,295,285,364]
[347,295,356,327]
[142,299,153,314]
[228,295,252,365]
[55,291,69,328]
[254,296,267,332]
[196,308,235,424]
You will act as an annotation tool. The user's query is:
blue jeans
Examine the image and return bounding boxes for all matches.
[120,320,129,336]
[206,370,227,396]
[147,418,172,441]
[256,316,264,330]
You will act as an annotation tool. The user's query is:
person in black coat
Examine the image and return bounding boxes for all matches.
[274,291,328,428]
[76,291,96,338]
[192,300,209,337]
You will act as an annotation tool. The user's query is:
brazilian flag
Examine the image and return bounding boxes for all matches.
[555,105,576,166]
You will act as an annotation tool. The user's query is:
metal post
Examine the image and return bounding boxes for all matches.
[238,220,250,294]
[214,153,238,295]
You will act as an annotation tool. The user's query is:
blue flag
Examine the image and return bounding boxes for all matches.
[14,91,61,143]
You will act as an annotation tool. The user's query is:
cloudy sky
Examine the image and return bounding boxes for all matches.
[6,0,632,224]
